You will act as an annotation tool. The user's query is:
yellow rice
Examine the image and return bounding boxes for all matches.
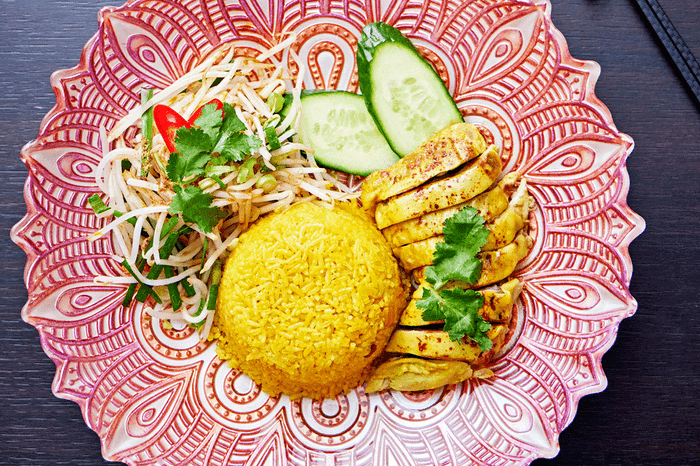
[212,202,408,399]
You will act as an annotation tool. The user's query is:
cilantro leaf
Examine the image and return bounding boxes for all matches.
[470,323,494,353]
[416,205,493,350]
[208,155,230,167]
[416,285,444,322]
[215,132,262,162]
[193,103,224,141]
[168,184,226,233]
[440,288,490,347]
[205,103,262,161]
[175,127,214,160]
[221,103,246,133]
[417,286,492,351]
[424,206,490,289]
[166,127,213,183]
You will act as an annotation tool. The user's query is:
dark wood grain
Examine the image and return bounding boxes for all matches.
[1,0,699,465]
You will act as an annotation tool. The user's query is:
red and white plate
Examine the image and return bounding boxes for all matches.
[11,0,645,464]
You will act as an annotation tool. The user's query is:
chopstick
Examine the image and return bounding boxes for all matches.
[633,0,700,104]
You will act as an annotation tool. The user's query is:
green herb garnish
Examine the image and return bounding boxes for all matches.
[169,185,227,233]
[165,102,261,182]
[210,173,226,190]
[166,127,213,183]
[416,206,493,351]
[163,266,182,311]
[165,102,261,233]
[237,157,256,183]
[214,104,261,161]
[206,260,222,311]
[88,193,110,214]
[266,92,284,113]
[88,194,138,226]
[265,126,281,150]
[425,206,490,289]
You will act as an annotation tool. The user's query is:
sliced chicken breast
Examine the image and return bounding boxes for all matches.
[411,232,533,289]
[399,279,522,326]
[365,357,475,393]
[384,325,508,366]
[375,145,502,229]
[381,184,509,248]
[361,123,487,211]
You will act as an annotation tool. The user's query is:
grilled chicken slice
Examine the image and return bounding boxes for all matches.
[392,177,532,270]
[380,172,522,248]
[482,175,532,251]
[375,145,502,229]
[393,236,443,271]
[411,232,533,288]
[481,207,526,252]
[381,184,509,248]
[365,357,475,393]
[361,123,487,211]
[384,325,508,366]
[399,278,522,326]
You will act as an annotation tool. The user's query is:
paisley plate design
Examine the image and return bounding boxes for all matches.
[11,0,645,464]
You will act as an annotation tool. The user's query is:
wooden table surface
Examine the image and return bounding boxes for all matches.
[1,1,699,465]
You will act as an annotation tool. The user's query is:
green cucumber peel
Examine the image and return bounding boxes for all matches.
[356,22,463,157]
[356,22,417,69]
[299,90,399,175]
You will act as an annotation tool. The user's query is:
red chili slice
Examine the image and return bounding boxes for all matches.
[153,105,188,153]
[187,98,224,126]
[153,99,225,153]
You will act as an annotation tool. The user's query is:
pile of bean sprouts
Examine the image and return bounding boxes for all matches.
[89,37,358,339]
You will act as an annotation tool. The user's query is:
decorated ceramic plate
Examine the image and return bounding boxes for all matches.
[11,0,644,464]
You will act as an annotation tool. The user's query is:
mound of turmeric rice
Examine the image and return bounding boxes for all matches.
[211,202,408,399]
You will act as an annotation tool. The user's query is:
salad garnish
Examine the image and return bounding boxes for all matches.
[88,40,358,339]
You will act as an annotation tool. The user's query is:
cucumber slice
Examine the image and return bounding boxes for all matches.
[357,22,463,157]
[299,91,400,176]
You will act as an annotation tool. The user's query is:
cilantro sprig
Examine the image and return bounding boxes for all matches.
[165,102,262,232]
[169,185,227,233]
[416,206,493,351]
[166,127,212,183]
[166,103,261,183]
